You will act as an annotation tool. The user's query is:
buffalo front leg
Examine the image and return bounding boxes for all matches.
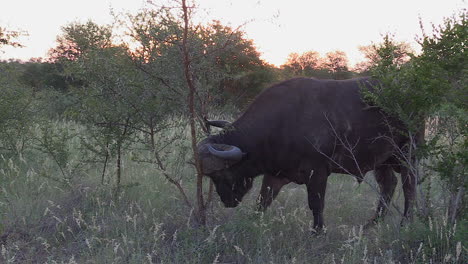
[257,173,290,211]
[367,165,397,227]
[306,168,328,230]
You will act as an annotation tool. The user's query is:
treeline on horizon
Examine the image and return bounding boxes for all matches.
[0,12,413,110]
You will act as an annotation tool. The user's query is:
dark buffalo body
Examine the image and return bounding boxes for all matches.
[198,77,416,229]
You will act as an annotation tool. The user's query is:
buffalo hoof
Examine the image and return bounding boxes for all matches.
[400,216,413,227]
[364,221,376,229]
[364,217,381,229]
[256,204,268,212]
[311,226,326,237]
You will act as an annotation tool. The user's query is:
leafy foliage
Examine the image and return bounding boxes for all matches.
[356,35,413,74]
[0,63,35,156]
[196,20,276,106]
[364,13,467,221]
[0,27,24,48]
[323,50,352,79]
[281,51,324,77]
[20,60,71,92]
[49,21,112,61]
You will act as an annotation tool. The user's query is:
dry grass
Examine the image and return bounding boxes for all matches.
[0,121,466,263]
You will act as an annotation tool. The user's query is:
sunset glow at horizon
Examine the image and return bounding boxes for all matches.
[0,0,465,67]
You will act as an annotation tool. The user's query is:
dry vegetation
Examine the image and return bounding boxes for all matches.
[0,121,465,264]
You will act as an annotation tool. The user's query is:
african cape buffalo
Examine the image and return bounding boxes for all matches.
[198,77,417,229]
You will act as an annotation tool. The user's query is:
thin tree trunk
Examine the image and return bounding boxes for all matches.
[116,142,122,193]
[115,116,131,194]
[181,0,206,226]
[101,142,109,185]
[101,151,109,185]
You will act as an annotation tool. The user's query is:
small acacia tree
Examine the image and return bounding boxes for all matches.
[50,21,141,191]
[0,62,35,156]
[49,1,272,223]
[74,46,140,191]
[281,50,352,79]
[0,28,34,157]
[355,35,413,74]
[323,50,352,79]
[177,0,277,225]
[281,51,328,78]
[125,1,273,225]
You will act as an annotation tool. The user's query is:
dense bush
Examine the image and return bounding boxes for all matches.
[0,62,36,156]
[364,12,467,223]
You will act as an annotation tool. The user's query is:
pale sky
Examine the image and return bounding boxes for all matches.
[0,0,465,66]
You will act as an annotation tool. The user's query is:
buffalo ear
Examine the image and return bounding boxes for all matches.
[200,155,226,174]
[200,155,239,175]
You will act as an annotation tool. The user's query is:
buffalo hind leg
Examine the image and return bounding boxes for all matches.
[367,165,397,227]
[400,166,416,225]
[306,168,328,231]
[257,173,290,211]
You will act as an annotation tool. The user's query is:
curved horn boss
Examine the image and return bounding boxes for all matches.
[207,144,243,161]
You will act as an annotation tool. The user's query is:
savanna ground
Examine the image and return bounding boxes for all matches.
[0,120,465,264]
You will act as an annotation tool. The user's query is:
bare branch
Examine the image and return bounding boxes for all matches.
[153,149,192,208]
[304,112,406,217]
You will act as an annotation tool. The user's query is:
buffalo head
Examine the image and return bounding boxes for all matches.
[197,141,253,207]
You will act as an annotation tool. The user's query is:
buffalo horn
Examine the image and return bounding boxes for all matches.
[207,144,243,161]
[206,120,231,128]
